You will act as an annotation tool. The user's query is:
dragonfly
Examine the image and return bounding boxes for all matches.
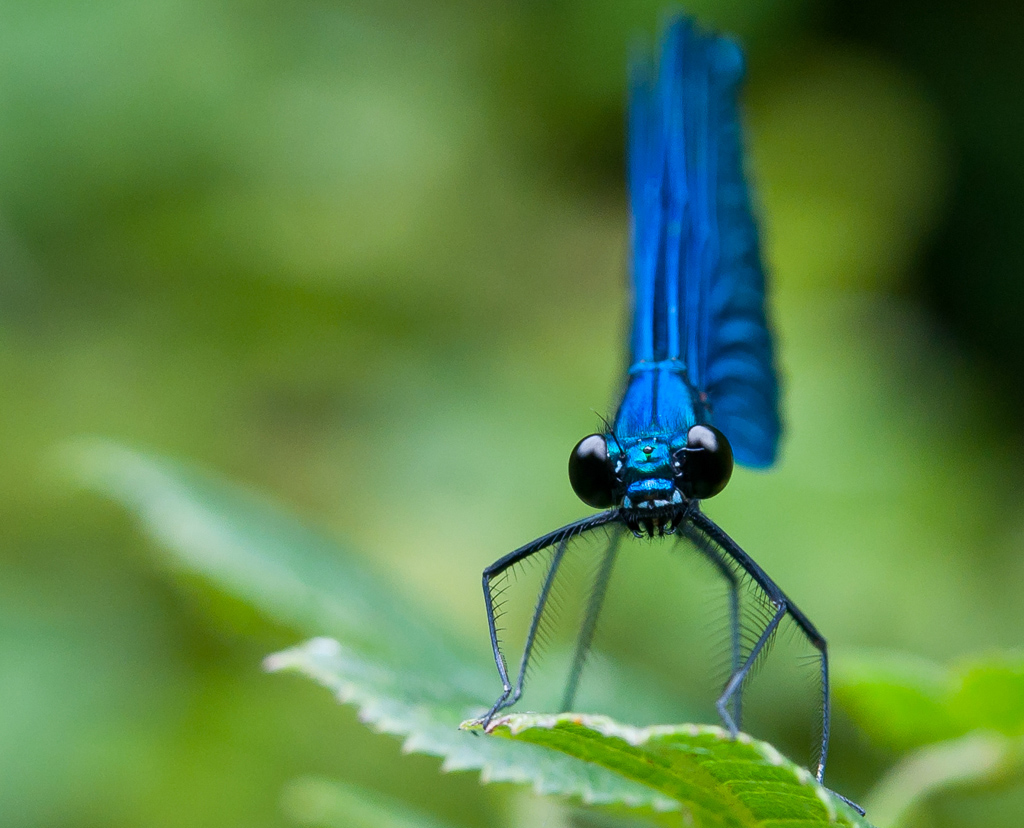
[479,16,845,794]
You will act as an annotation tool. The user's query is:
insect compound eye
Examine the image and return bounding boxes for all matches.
[568,434,618,509]
[676,425,734,500]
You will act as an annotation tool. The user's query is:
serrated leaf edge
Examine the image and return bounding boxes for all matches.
[464,712,844,823]
[265,638,680,811]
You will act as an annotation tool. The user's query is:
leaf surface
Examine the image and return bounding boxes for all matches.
[464,713,872,828]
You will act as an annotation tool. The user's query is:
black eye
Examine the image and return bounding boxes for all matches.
[676,425,733,500]
[568,434,618,508]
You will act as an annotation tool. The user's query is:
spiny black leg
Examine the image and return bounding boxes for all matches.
[478,510,620,726]
[682,525,744,729]
[560,530,623,712]
[817,637,831,784]
[783,602,832,783]
[510,535,572,706]
[715,558,742,728]
[481,569,513,723]
[717,600,786,737]
[726,573,741,726]
[689,509,833,785]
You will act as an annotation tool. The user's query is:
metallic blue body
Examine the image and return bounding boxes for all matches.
[616,18,779,469]
[478,18,849,801]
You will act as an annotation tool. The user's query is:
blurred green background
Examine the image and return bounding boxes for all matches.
[3,0,1024,826]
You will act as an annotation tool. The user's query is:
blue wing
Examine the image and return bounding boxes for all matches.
[623,18,780,467]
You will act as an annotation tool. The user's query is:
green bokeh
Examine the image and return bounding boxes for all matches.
[2,2,1023,826]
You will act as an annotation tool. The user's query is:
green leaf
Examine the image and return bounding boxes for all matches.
[950,657,1024,737]
[836,651,1024,826]
[266,637,678,812]
[463,713,871,828]
[271,640,872,827]
[833,652,957,753]
[71,441,872,825]
[65,438,457,672]
[862,732,1024,828]
[835,650,1024,753]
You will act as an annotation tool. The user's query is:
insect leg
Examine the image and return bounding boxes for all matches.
[560,529,623,712]
[689,509,832,785]
[480,511,620,726]
[680,524,743,728]
[717,598,786,739]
